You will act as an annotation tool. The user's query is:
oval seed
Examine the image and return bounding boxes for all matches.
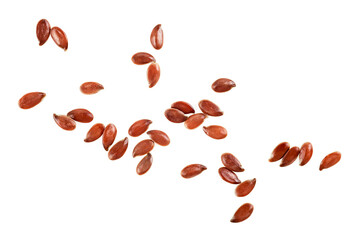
[268,142,290,162]
[319,151,341,171]
[181,164,207,179]
[221,153,245,172]
[108,137,129,160]
[150,24,163,50]
[280,146,300,167]
[171,101,195,114]
[67,108,94,123]
[50,26,68,51]
[131,52,155,65]
[198,99,223,116]
[80,82,104,95]
[235,178,256,197]
[128,119,152,137]
[147,62,160,88]
[132,139,154,157]
[203,125,227,139]
[184,113,206,129]
[136,153,153,175]
[299,142,313,166]
[211,78,236,93]
[230,203,254,223]
[36,19,51,46]
[102,123,117,151]
[18,92,46,109]
[147,130,170,146]
[218,167,241,184]
[164,108,188,123]
[84,123,105,142]
[53,114,76,131]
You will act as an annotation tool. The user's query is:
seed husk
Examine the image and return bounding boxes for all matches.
[181,164,207,179]
[184,113,206,129]
[218,167,241,184]
[165,108,188,123]
[136,153,153,175]
[80,82,104,95]
[203,125,227,139]
[171,101,195,114]
[84,123,105,142]
[221,153,245,172]
[211,78,236,93]
[268,142,290,162]
[36,19,51,46]
[235,178,256,197]
[147,62,160,88]
[299,142,313,166]
[102,123,117,151]
[18,92,46,109]
[150,24,163,50]
[128,119,152,137]
[53,114,76,131]
[50,26,68,51]
[319,151,341,171]
[131,52,155,65]
[231,203,254,223]
[108,137,129,160]
[280,146,300,167]
[132,139,154,157]
[67,108,94,123]
[198,99,223,116]
[147,130,170,146]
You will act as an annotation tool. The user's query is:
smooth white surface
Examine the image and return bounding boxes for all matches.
[0,0,357,239]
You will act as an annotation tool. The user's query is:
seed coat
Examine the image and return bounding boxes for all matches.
[128,119,152,137]
[108,137,129,160]
[184,113,206,129]
[147,130,170,146]
[218,167,241,184]
[235,178,256,197]
[136,153,153,175]
[198,100,223,116]
[18,92,46,109]
[147,62,160,88]
[67,109,94,123]
[203,125,227,139]
[280,146,300,167]
[131,52,155,65]
[181,164,207,179]
[221,153,245,172]
[164,108,188,123]
[211,78,236,93]
[53,114,76,131]
[50,26,68,50]
[103,123,117,151]
[269,142,290,162]
[84,123,105,142]
[319,151,341,171]
[36,19,51,46]
[150,24,163,50]
[231,203,254,223]
[80,82,104,94]
[133,139,154,157]
[171,101,195,114]
[299,142,313,166]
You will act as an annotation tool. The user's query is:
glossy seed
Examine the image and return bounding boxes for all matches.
[198,100,223,116]
[211,78,236,93]
[18,92,46,109]
[150,24,163,50]
[218,167,241,184]
[36,19,51,46]
[268,142,290,162]
[231,203,254,223]
[319,151,341,171]
[53,114,76,131]
[235,178,256,197]
[50,26,68,50]
[280,146,300,167]
[67,109,94,123]
[171,101,195,114]
[299,142,313,166]
[184,113,207,129]
[203,125,227,139]
[80,82,104,95]
[84,123,105,142]
[147,130,170,146]
[221,153,245,172]
[108,137,129,160]
[128,119,152,137]
[132,139,154,157]
[164,108,188,123]
[136,153,153,175]
[147,62,160,88]
[131,52,156,65]
[181,164,207,179]
[102,123,117,151]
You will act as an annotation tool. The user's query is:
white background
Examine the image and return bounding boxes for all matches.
[0,0,357,239]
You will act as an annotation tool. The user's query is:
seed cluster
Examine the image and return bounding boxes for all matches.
[36,19,68,50]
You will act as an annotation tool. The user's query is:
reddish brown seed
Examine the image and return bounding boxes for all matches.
[198,100,223,116]
[108,137,129,160]
[50,26,68,51]
[84,123,105,142]
[231,203,254,223]
[184,113,207,130]
[147,62,160,88]
[211,78,236,93]
[299,142,313,166]
[18,92,46,109]
[67,109,94,123]
[203,125,227,139]
[136,153,153,175]
[171,101,195,114]
[53,114,76,131]
[132,139,154,157]
[221,153,245,172]
[150,24,163,50]
[102,123,117,151]
[36,19,51,46]
[131,52,156,65]
[268,142,290,162]
[280,146,300,167]
[147,130,170,146]
[319,151,341,171]
[80,82,104,95]
[235,178,256,197]
[164,108,188,123]
[218,167,241,184]
[181,164,207,179]
[128,119,152,137]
